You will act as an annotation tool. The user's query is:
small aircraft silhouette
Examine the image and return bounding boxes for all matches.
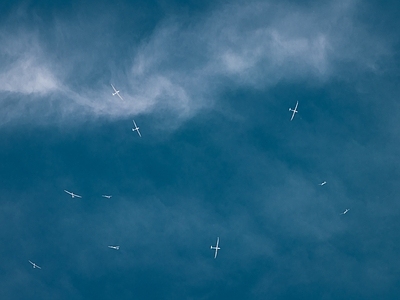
[289,101,299,121]
[29,260,41,269]
[64,190,82,198]
[108,245,120,250]
[111,84,123,100]
[132,120,141,137]
[102,195,112,199]
[210,237,220,259]
[341,208,350,215]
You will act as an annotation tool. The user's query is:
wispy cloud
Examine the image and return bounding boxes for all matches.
[0,0,391,126]
[0,56,59,94]
[0,31,60,95]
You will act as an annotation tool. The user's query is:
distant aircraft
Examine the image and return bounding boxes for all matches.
[102,195,112,199]
[210,237,220,259]
[341,208,350,215]
[319,181,327,186]
[289,101,299,121]
[108,245,120,250]
[132,120,141,137]
[28,260,41,269]
[111,84,124,100]
[64,190,82,198]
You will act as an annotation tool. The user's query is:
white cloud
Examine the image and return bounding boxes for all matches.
[0,0,391,126]
[0,56,59,94]
[0,31,60,95]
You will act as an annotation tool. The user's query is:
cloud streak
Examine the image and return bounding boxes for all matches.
[0,30,60,95]
[0,0,392,127]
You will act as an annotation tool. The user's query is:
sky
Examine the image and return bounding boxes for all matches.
[0,0,400,299]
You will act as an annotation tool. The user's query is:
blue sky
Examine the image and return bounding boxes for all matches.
[1,0,400,299]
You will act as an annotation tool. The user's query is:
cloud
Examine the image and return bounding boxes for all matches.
[0,31,59,95]
[0,56,59,94]
[0,0,392,127]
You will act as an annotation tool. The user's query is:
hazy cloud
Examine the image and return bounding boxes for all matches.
[0,0,392,126]
[0,31,59,95]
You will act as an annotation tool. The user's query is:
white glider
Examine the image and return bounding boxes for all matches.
[64,190,82,198]
[132,120,141,137]
[341,208,350,215]
[111,84,124,100]
[29,260,41,269]
[210,237,220,259]
[108,245,120,250]
[102,195,112,199]
[289,101,299,121]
